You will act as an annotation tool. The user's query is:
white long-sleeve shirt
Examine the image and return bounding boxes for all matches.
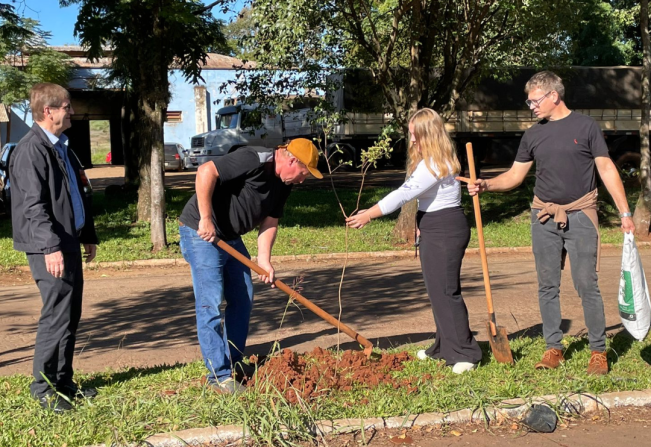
[377,159,461,215]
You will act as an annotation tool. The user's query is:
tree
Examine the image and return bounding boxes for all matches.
[634,0,651,235]
[64,0,229,251]
[0,3,71,141]
[223,6,255,59]
[567,0,638,66]
[231,0,579,240]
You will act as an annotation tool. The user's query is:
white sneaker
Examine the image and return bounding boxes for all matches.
[452,362,478,374]
[416,350,430,360]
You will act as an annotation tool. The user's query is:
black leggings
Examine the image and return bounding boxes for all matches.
[417,207,482,365]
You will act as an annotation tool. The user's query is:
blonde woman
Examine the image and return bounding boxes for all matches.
[346,108,482,373]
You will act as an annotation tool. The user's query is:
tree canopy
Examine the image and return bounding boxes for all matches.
[227,0,583,239]
[568,0,641,66]
[231,0,581,130]
[65,0,229,250]
[0,2,71,106]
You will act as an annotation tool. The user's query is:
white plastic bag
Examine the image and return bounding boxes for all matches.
[618,232,651,341]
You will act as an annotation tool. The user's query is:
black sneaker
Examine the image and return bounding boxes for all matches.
[37,391,73,414]
[58,384,98,400]
[233,362,257,381]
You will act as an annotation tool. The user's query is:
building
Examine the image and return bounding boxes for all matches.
[0,46,249,167]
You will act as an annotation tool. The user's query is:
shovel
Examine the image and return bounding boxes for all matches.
[465,142,514,364]
[215,239,374,357]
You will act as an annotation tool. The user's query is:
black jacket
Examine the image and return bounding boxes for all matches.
[9,123,98,254]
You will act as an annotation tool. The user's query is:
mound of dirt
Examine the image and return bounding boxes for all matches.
[248,347,416,403]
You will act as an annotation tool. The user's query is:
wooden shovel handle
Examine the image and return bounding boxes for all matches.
[215,239,374,356]
[465,143,497,336]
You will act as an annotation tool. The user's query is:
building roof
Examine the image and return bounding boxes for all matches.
[9,46,254,69]
[53,46,254,69]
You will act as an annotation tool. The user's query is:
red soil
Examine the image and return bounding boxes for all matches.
[248,348,419,403]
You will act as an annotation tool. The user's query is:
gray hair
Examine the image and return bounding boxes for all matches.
[525,71,565,100]
[30,83,70,122]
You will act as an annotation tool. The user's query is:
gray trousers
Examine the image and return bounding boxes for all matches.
[531,209,606,352]
[27,250,84,398]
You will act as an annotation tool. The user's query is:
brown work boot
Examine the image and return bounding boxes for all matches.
[534,348,564,369]
[587,351,608,376]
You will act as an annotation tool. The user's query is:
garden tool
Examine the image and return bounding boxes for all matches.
[465,142,514,364]
[215,239,374,358]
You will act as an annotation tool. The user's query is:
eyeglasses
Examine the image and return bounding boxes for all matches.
[49,104,72,112]
[525,91,552,108]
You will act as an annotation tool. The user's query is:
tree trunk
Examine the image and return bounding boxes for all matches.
[149,100,167,252]
[634,0,651,237]
[137,96,152,222]
[122,93,140,186]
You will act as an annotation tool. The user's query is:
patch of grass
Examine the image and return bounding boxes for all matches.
[90,120,111,165]
[0,177,639,268]
[1,333,650,446]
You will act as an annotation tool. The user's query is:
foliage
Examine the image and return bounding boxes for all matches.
[231,0,579,133]
[0,5,71,105]
[223,6,255,59]
[65,0,229,92]
[63,0,230,250]
[568,0,641,66]
[1,333,651,446]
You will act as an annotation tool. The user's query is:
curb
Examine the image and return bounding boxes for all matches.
[8,241,650,273]
[5,242,651,273]
[85,389,651,447]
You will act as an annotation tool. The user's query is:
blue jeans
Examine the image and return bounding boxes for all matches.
[179,225,254,383]
[531,209,606,352]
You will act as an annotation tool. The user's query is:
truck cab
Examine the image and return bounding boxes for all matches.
[188,104,285,167]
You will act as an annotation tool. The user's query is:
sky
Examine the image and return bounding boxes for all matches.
[17,0,245,46]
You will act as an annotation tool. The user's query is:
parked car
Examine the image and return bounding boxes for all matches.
[0,142,92,216]
[0,142,16,215]
[164,142,189,171]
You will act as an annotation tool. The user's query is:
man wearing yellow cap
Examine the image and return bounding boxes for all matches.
[178,138,322,393]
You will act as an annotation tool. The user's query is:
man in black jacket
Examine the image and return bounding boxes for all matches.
[9,83,99,413]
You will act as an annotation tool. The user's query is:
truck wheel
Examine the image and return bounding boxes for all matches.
[615,152,641,185]
[325,143,356,171]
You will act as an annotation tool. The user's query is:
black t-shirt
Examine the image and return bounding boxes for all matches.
[179,147,292,240]
[515,112,609,204]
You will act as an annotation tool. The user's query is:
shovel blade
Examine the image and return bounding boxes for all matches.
[486,321,514,364]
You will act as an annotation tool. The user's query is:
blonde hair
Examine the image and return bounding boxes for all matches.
[407,108,460,178]
[30,83,70,122]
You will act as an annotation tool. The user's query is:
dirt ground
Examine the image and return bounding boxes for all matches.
[1,246,647,376]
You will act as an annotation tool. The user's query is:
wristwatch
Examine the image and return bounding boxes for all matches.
[620,212,632,218]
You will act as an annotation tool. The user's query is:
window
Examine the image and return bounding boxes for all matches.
[216,113,238,129]
[166,111,183,123]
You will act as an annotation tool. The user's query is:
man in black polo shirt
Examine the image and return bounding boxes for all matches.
[179,138,322,393]
[466,71,634,375]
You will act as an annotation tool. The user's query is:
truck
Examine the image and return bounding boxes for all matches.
[326,67,643,173]
[187,103,317,167]
[189,67,644,174]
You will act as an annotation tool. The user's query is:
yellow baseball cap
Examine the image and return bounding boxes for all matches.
[284,138,323,179]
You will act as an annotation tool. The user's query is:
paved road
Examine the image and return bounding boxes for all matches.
[84,164,510,193]
[1,246,645,376]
